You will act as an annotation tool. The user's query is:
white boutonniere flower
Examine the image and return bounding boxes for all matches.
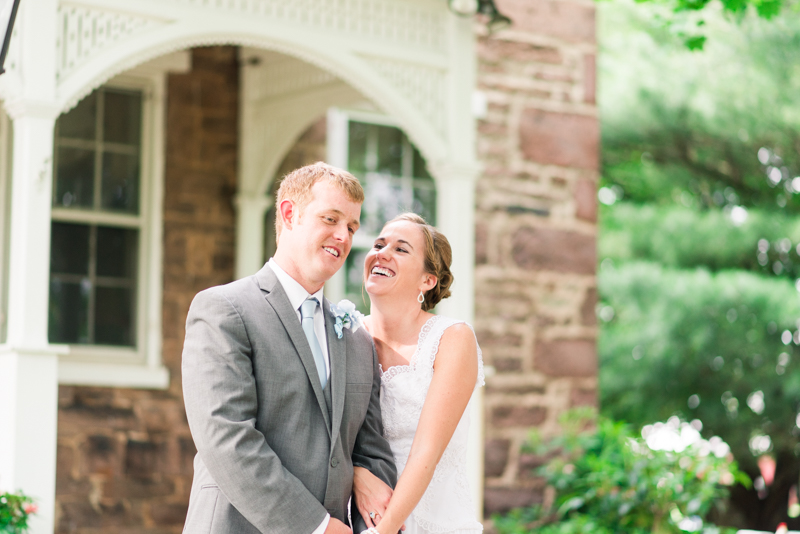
[331,299,364,339]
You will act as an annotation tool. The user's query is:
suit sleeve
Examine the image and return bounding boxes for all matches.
[351,335,398,532]
[182,288,327,533]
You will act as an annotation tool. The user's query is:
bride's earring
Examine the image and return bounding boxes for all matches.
[417,291,425,304]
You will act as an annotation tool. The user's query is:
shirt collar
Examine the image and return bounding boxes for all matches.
[268,258,325,313]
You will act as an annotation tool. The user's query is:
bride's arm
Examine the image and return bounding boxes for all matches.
[373,324,478,534]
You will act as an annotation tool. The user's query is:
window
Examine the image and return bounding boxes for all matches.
[326,109,437,312]
[48,70,170,388]
[50,87,142,348]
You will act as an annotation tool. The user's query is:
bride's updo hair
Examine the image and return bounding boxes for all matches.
[386,213,453,311]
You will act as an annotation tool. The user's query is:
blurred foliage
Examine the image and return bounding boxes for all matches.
[611,0,798,51]
[600,204,800,278]
[0,492,36,533]
[599,262,800,473]
[601,2,800,210]
[494,410,744,534]
[593,2,800,527]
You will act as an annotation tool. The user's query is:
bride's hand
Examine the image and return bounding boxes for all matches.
[353,467,393,529]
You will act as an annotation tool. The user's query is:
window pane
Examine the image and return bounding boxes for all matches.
[94,286,133,346]
[348,121,369,176]
[362,173,404,235]
[103,90,142,145]
[413,145,431,179]
[96,226,137,278]
[344,248,370,314]
[413,184,437,225]
[49,279,89,343]
[50,222,90,275]
[376,125,403,176]
[101,152,139,213]
[58,92,97,141]
[54,147,95,208]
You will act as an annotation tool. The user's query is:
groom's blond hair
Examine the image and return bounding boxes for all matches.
[274,162,364,243]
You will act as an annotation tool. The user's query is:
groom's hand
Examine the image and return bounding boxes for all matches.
[324,518,352,534]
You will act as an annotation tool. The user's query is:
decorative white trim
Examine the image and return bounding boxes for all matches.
[56,4,165,82]
[361,56,446,135]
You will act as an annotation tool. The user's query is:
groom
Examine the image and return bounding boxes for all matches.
[182,162,396,533]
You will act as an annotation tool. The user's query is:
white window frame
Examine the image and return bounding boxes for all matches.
[55,53,188,388]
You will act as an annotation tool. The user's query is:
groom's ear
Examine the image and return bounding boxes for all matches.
[278,199,296,230]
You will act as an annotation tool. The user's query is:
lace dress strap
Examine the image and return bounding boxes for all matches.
[418,316,486,389]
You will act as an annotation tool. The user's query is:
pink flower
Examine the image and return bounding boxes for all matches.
[23,503,38,515]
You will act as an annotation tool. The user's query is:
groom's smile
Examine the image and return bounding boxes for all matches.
[275,179,362,293]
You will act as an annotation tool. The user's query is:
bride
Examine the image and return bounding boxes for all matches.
[352,213,484,534]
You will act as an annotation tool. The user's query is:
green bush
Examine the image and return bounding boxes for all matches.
[599,261,800,473]
[493,410,747,534]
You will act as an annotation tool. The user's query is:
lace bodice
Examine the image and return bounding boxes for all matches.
[379,315,484,534]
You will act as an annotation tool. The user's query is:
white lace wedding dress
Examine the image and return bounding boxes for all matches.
[379,315,485,534]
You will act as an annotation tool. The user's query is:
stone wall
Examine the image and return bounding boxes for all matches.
[55,46,239,534]
[475,0,599,516]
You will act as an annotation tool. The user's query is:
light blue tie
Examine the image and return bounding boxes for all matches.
[300,297,327,390]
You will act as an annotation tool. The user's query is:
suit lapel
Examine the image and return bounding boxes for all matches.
[324,297,346,445]
[258,265,332,436]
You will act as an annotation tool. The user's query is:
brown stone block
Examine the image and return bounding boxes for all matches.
[491,405,547,428]
[104,477,176,500]
[82,435,121,476]
[580,287,597,326]
[125,440,166,479]
[518,453,549,480]
[484,486,543,515]
[58,501,141,530]
[574,178,597,222]
[475,331,523,349]
[485,439,511,477]
[571,387,598,408]
[511,226,595,274]
[151,502,189,526]
[496,0,595,43]
[475,222,489,265]
[179,437,197,476]
[584,53,596,104]
[533,339,597,377]
[59,404,138,431]
[478,38,562,65]
[519,109,599,170]
[492,358,522,373]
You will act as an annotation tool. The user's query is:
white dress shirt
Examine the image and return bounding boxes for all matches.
[267,258,331,534]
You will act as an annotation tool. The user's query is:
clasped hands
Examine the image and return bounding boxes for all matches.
[353,467,405,534]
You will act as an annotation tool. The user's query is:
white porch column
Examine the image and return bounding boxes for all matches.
[235,194,273,279]
[0,108,63,534]
[432,163,482,517]
[0,1,62,532]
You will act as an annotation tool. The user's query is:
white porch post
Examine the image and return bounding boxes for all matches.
[433,164,482,517]
[234,194,273,279]
[0,0,62,532]
[0,109,63,534]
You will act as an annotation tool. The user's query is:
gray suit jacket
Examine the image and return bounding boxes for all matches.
[182,264,396,533]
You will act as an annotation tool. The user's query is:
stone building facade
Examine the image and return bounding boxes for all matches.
[18,1,597,532]
[474,0,599,514]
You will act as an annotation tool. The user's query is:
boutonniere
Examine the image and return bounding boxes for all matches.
[331,299,364,339]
